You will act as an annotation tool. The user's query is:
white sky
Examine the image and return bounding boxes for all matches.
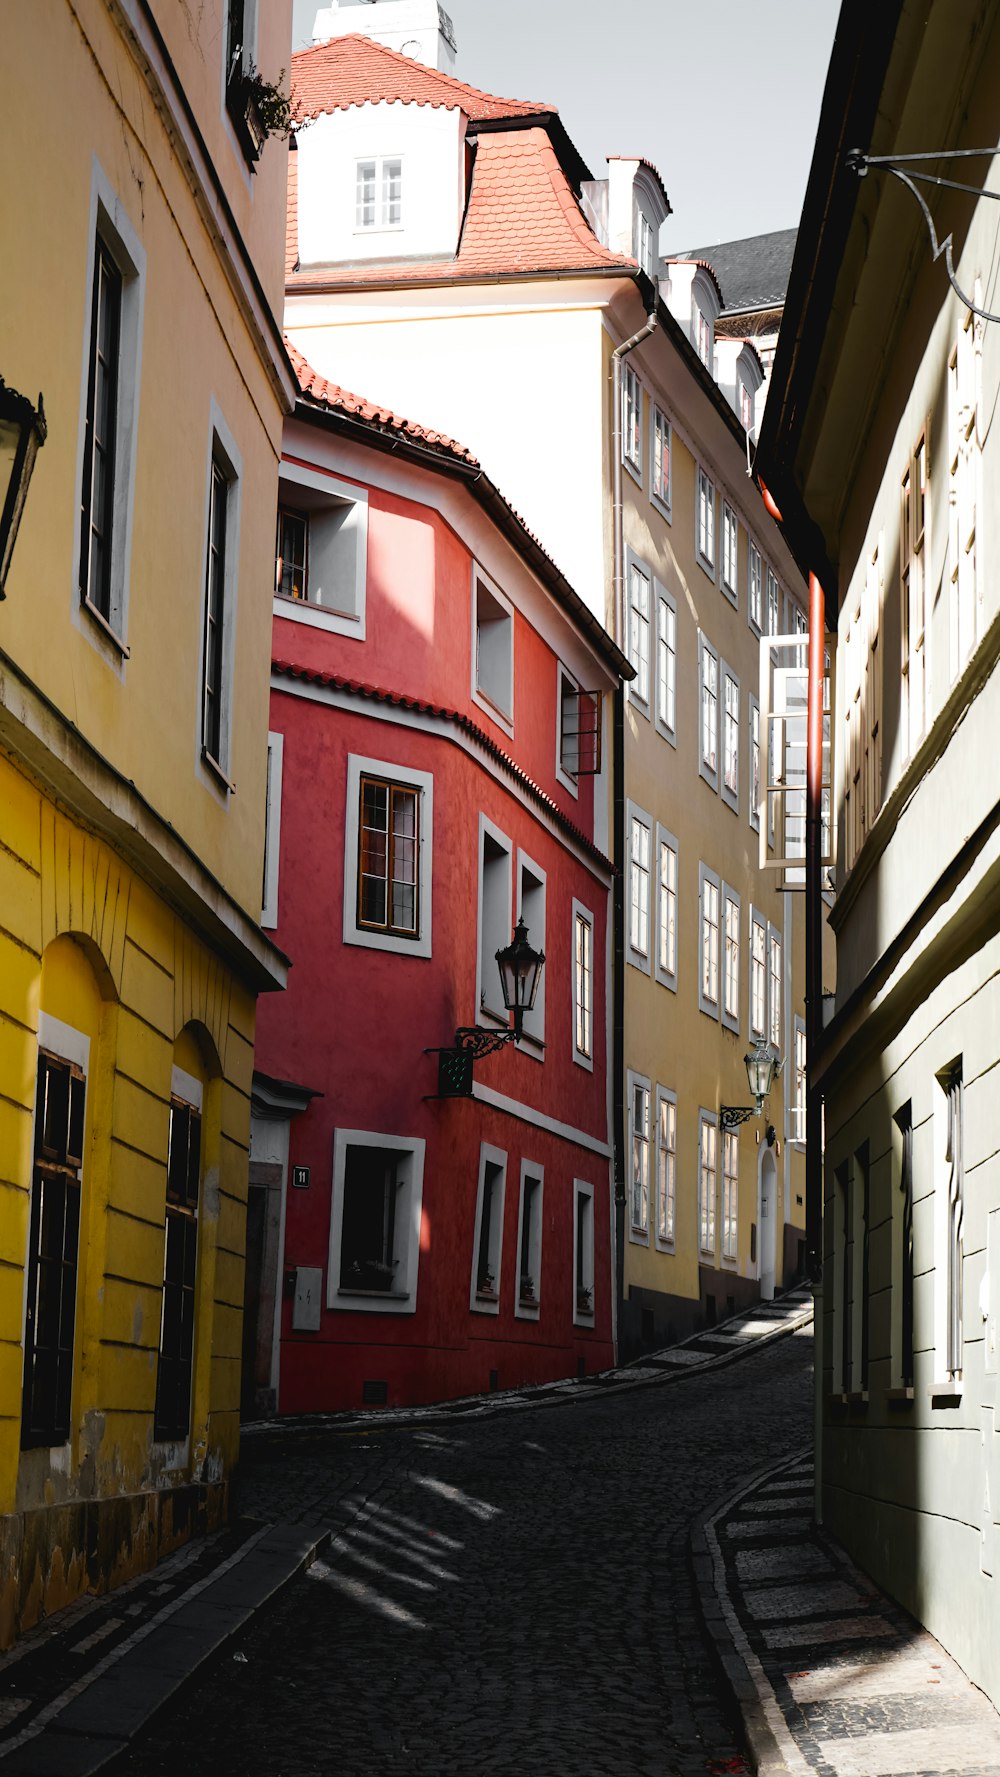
[290,0,842,247]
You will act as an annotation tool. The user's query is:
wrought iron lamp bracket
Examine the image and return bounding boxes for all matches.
[847,147,1000,323]
[425,1026,517,1099]
[720,1104,758,1131]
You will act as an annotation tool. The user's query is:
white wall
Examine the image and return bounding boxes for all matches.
[296,100,466,267]
[286,296,609,616]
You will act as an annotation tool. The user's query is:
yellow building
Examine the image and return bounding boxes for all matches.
[0,0,293,1644]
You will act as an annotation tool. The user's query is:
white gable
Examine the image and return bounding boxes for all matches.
[296,99,467,267]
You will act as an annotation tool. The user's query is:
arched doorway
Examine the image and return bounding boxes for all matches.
[758,1145,777,1301]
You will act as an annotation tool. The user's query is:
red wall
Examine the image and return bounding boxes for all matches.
[257,458,615,1412]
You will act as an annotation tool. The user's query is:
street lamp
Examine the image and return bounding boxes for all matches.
[720,1038,782,1130]
[430,919,546,1097]
[0,378,46,599]
[495,916,545,1042]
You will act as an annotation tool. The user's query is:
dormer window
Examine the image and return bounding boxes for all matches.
[635,210,654,277]
[356,157,403,231]
[740,380,753,432]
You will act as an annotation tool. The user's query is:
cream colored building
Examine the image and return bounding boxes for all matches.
[758,0,1000,1713]
[284,15,810,1351]
[0,0,292,1643]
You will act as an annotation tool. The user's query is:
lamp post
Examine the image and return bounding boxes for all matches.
[430,919,546,1096]
[720,1038,782,1131]
[0,378,46,598]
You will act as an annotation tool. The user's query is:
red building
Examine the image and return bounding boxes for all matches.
[244,349,629,1415]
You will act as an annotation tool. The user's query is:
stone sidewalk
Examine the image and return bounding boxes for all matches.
[695,1449,1000,1777]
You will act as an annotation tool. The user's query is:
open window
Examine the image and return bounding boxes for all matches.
[470,1145,507,1314]
[274,463,368,637]
[558,667,602,786]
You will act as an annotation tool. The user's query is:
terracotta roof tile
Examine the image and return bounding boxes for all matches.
[287,125,635,289]
[292,33,551,123]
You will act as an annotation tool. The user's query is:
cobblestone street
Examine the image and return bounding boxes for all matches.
[115,1330,812,1776]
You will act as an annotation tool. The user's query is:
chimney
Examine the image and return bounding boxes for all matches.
[310,1,458,73]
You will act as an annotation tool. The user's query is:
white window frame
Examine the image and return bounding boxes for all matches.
[721,662,740,814]
[470,1143,507,1315]
[654,825,678,993]
[477,814,512,1024]
[327,1127,426,1315]
[273,462,368,639]
[343,753,434,959]
[768,922,783,1053]
[573,1179,596,1325]
[514,1162,544,1319]
[748,541,763,635]
[766,565,780,637]
[698,862,721,1019]
[698,1110,718,1258]
[696,466,716,577]
[933,1061,964,1391]
[628,1069,651,1244]
[749,694,761,834]
[749,905,767,1040]
[626,550,651,714]
[516,850,546,1052]
[655,582,677,746]
[650,404,672,518]
[721,501,739,605]
[572,899,595,1072]
[354,154,404,233]
[73,160,146,667]
[197,404,242,796]
[655,1087,677,1250]
[622,362,642,480]
[472,565,515,735]
[627,802,653,973]
[790,1017,806,1147]
[261,730,283,929]
[698,632,719,791]
[721,882,740,1035]
[722,1129,739,1262]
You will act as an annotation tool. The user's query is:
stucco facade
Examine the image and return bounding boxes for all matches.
[249,397,624,1411]
[283,34,810,1353]
[758,0,1000,1712]
[0,0,292,1644]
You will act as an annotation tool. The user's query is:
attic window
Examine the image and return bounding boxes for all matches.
[356,158,403,231]
[635,211,654,277]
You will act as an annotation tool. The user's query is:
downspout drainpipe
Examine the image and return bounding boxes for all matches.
[805,568,825,1525]
[611,292,658,1357]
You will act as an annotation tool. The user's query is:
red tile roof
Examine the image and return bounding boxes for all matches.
[285,339,478,462]
[292,33,552,124]
[288,125,635,289]
[271,659,614,873]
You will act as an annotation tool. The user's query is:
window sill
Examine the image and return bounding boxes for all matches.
[628,1224,650,1246]
[201,748,235,795]
[886,1386,915,1405]
[696,554,716,582]
[929,1378,963,1402]
[830,1390,869,1408]
[572,1047,595,1073]
[650,490,672,525]
[471,686,514,738]
[518,1297,539,1311]
[721,579,738,608]
[622,452,643,487]
[475,1287,498,1303]
[337,1287,411,1302]
[273,594,363,638]
[81,596,130,658]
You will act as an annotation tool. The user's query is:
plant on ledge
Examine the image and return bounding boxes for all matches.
[576,1285,593,1314]
[226,58,293,164]
[519,1273,536,1305]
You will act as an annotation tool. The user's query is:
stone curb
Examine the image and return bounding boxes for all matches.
[0,1522,330,1776]
[690,1445,812,1777]
[240,1293,815,1442]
